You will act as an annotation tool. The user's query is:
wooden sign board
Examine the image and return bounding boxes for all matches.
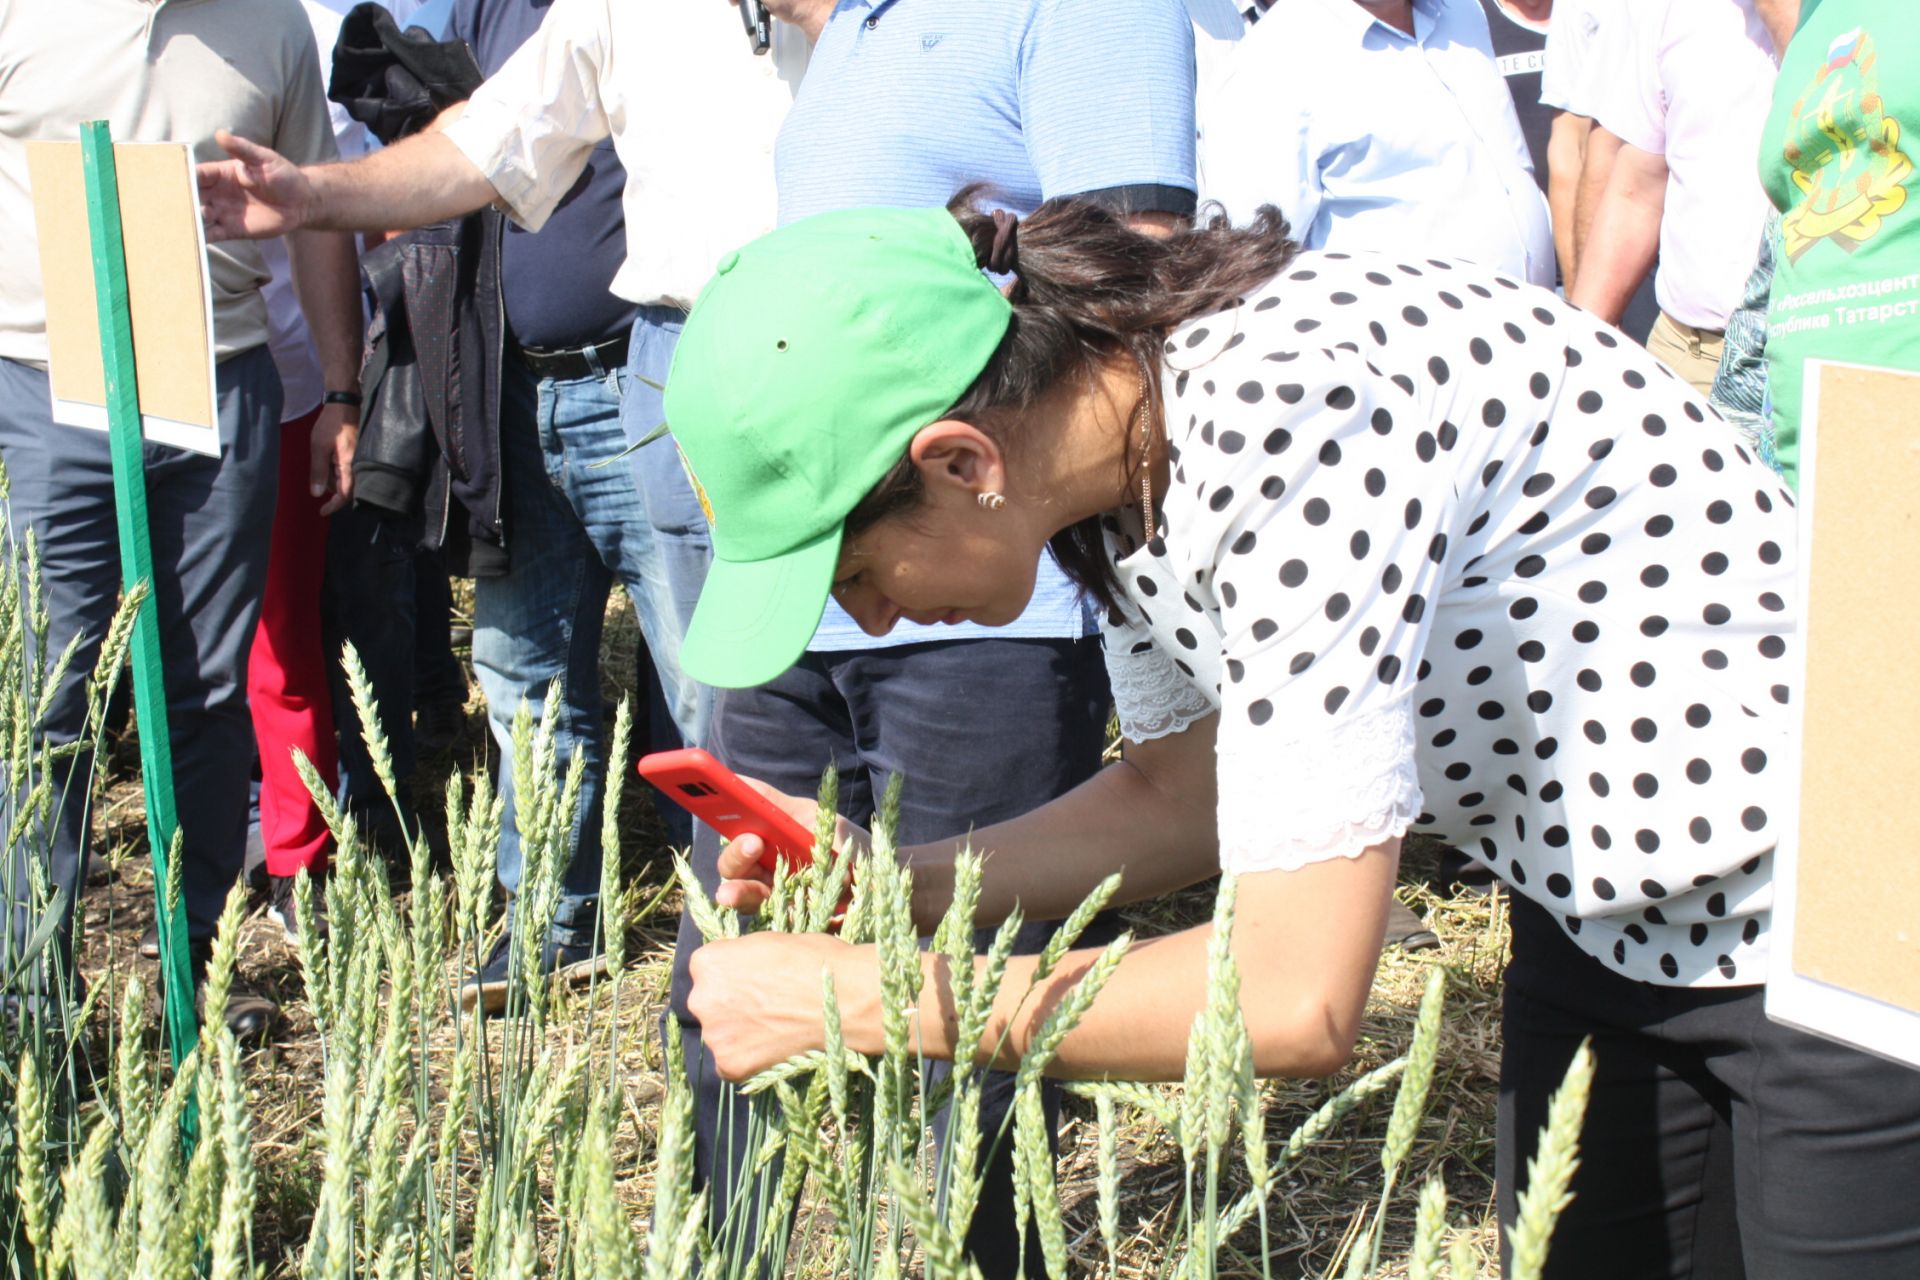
[25,141,218,457]
[1768,360,1920,1068]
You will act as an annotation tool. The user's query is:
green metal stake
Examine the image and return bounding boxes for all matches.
[78,122,199,1080]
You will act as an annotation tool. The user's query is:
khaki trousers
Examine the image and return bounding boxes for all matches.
[1646,309,1726,398]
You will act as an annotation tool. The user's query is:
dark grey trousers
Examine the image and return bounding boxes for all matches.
[667,636,1114,1280]
[0,351,280,958]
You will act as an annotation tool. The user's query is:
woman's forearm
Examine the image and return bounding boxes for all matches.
[835,842,1401,1081]
[903,716,1222,932]
[832,934,1243,1082]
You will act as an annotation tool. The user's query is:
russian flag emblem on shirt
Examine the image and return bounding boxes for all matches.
[1826,28,1865,73]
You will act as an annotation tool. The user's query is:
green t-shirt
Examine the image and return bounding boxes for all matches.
[1760,1,1920,490]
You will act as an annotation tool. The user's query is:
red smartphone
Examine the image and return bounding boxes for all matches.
[636,748,817,873]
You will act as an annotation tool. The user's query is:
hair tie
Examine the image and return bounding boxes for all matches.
[987,209,1020,274]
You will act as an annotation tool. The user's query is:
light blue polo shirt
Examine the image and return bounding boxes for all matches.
[778,0,1200,651]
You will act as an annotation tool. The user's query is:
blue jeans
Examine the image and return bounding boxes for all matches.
[474,309,711,946]
[0,351,280,953]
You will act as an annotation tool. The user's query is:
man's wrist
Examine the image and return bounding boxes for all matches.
[301,162,334,232]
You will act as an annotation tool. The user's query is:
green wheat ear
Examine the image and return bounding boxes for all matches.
[1508,1039,1597,1280]
[17,1048,49,1260]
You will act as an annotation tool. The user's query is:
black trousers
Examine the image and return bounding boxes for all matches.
[1498,894,1920,1278]
[665,635,1113,1280]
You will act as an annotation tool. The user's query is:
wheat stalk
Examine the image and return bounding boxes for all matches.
[1015,932,1132,1091]
[643,1019,699,1280]
[1032,870,1122,983]
[941,1076,987,1250]
[1507,1039,1596,1280]
[130,1057,196,1280]
[1096,1091,1122,1275]
[675,851,731,945]
[890,1157,977,1280]
[1382,968,1448,1189]
[16,1047,50,1263]
[198,882,247,1039]
[1448,1230,1479,1278]
[49,1120,116,1280]
[1207,1057,1409,1243]
[208,1028,255,1280]
[1407,1173,1449,1280]
[598,697,634,972]
[1350,966,1448,1277]
[340,641,401,813]
[181,1060,221,1254]
[1069,1079,1181,1131]
[580,1099,643,1280]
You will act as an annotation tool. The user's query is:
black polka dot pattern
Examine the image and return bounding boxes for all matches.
[1101,251,1795,990]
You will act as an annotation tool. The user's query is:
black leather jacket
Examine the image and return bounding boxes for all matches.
[331,3,508,576]
[354,213,508,577]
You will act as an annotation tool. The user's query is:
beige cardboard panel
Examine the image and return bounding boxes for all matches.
[26,141,214,430]
[27,142,105,404]
[1794,363,1920,1013]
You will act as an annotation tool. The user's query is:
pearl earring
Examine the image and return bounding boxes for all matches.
[977,491,1007,510]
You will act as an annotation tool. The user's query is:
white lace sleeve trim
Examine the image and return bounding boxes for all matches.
[1217,693,1424,874]
[1107,645,1218,742]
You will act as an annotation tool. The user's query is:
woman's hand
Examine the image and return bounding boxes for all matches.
[713,777,870,913]
[686,932,857,1080]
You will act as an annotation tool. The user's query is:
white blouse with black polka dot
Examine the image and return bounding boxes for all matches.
[1101,251,1795,989]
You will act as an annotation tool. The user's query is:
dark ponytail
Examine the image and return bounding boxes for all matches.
[845,187,1298,618]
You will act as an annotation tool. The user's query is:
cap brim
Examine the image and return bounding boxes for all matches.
[680,525,843,689]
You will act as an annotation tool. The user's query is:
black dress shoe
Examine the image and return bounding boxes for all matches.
[1383,900,1442,953]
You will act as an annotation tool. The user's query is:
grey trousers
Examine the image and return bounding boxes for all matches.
[0,351,280,958]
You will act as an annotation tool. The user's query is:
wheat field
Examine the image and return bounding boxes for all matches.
[4,568,1589,1279]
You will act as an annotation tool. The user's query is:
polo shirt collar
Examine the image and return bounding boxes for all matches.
[1321,0,1445,47]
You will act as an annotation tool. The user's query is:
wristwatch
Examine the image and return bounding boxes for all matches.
[323,389,363,408]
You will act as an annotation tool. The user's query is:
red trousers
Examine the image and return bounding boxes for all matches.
[247,407,339,877]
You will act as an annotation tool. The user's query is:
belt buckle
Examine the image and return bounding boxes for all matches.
[520,329,628,379]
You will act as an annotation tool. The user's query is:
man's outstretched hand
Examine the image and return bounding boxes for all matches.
[198,130,316,241]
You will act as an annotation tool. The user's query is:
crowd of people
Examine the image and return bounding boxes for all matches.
[5,0,1919,1275]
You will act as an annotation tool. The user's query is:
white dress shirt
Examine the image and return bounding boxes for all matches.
[1200,0,1554,286]
[1581,0,1775,331]
[440,0,808,309]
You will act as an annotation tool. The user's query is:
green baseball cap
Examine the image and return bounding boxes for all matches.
[663,206,1013,689]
